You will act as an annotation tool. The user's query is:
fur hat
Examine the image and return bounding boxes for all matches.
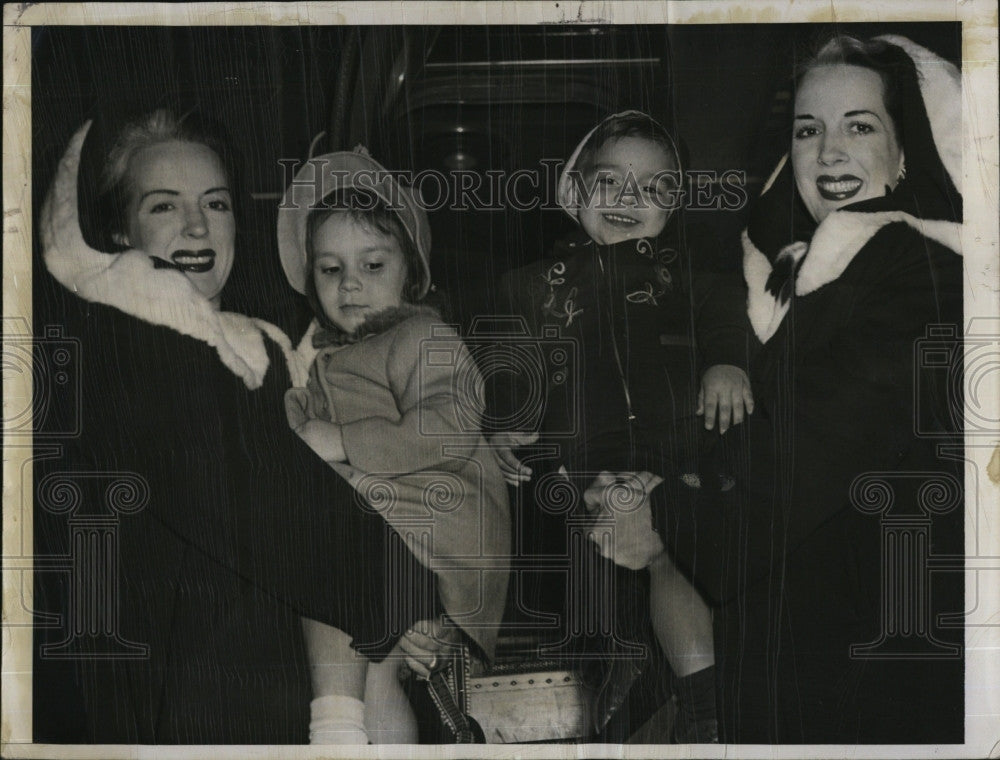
[276,146,432,298]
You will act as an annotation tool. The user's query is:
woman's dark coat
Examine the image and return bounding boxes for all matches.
[661,36,966,743]
[32,123,439,744]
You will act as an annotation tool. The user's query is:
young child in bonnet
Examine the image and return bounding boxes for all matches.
[277,147,510,743]
[493,111,753,741]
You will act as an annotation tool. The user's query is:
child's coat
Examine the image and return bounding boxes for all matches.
[289,304,511,659]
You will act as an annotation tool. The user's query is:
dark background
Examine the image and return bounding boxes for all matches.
[28,21,964,742]
[32,22,960,337]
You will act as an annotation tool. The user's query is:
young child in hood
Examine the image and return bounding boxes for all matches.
[277,148,510,744]
[493,111,753,742]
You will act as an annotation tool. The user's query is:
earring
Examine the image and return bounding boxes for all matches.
[897,156,907,181]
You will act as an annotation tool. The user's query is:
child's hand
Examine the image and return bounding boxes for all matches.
[399,617,461,679]
[296,420,347,464]
[284,388,312,431]
[698,364,754,434]
[285,378,328,429]
[582,471,666,570]
[490,431,540,486]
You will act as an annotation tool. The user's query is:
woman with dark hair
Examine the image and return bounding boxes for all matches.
[33,110,441,744]
[592,36,964,742]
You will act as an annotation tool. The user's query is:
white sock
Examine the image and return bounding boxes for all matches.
[309,695,370,745]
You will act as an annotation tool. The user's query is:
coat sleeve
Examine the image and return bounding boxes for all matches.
[49,305,438,654]
[690,268,753,370]
[339,315,484,474]
[662,226,963,603]
[684,224,754,371]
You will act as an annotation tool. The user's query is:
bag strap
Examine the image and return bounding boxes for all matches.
[425,645,484,743]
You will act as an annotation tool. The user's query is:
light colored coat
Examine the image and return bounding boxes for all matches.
[291,305,511,659]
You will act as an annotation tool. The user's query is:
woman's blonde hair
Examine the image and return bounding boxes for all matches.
[98,108,237,246]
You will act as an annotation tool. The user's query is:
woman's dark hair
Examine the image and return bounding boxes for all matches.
[97,108,242,247]
[304,188,427,331]
[575,112,681,175]
[796,36,919,144]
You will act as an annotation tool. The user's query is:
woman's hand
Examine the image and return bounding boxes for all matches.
[398,617,462,679]
[490,431,539,485]
[698,364,754,434]
[583,471,666,570]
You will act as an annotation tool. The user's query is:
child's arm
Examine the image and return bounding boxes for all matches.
[486,266,548,484]
[295,419,348,464]
[690,260,755,433]
[336,317,489,476]
[285,385,347,464]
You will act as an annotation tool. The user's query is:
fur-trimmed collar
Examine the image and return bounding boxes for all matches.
[742,37,963,345]
[291,304,440,383]
[41,121,299,389]
[312,303,441,348]
[743,208,962,343]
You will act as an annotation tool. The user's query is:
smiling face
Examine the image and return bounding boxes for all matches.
[310,212,409,333]
[792,64,904,223]
[576,135,677,245]
[121,140,235,303]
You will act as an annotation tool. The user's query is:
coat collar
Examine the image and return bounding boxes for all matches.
[743,208,962,343]
[311,303,442,349]
[292,303,442,378]
[41,121,297,390]
[742,36,964,345]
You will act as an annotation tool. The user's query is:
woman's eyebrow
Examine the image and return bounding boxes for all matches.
[138,186,231,203]
[138,188,178,202]
[845,109,884,122]
[793,114,815,120]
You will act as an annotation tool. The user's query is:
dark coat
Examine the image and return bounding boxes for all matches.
[32,278,439,743]
[494,227,749,475]
[660,35,966,741]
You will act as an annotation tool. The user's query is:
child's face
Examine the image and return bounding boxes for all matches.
[311,213,408,333]
[576,136,677,246]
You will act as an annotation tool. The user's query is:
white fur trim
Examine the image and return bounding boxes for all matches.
[794,212,893,295]
[798,210,962,296]
[292,319,322,386]
[877,35,962,196]
[254,318,307,389]
[41,121,289,390]
[742,230,788,342]
[744,209,961,342]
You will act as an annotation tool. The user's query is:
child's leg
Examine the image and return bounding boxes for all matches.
[648,553,719,742]
[301,618,370,744]
[363,644,418,744]
[648,553,714,676]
